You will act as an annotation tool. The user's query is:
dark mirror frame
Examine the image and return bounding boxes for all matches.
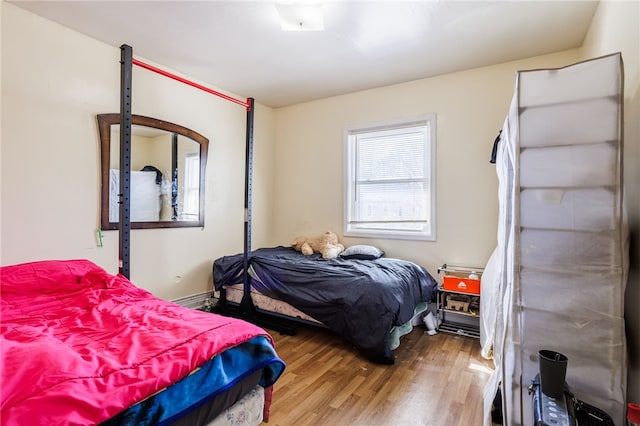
[97,113,209,230]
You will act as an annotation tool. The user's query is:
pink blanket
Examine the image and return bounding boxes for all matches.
[1,259,273,425]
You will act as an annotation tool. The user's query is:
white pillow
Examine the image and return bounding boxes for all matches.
[340,245,385,260]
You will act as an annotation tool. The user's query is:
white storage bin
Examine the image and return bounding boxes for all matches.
[519,143,617,188]
[520,188,615,231]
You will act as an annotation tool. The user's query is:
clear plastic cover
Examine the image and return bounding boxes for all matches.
[482,53,627,426]
[109,169,161,222]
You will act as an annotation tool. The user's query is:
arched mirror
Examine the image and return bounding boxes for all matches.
[97,114,208,230]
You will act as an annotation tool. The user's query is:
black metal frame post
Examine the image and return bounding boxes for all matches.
[119,44,133,278]
[171,133,178,220]
[233,98,294,335]
[240,98,255,316]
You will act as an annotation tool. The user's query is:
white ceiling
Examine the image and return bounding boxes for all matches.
[9,1,599,108]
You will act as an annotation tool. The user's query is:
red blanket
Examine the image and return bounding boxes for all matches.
[1,259,273,425]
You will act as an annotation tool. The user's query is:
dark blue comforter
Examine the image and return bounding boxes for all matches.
[213,246,437,364]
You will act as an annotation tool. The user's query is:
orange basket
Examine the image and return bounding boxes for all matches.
[442,275,480,295]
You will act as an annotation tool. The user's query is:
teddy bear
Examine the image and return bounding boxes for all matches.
[291,231,345,259]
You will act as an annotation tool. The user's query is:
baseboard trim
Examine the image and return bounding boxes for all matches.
[171,291,214,310]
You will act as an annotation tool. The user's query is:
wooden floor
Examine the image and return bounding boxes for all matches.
[265,323,495,426]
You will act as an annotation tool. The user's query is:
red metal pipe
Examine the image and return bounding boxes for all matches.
[132,58,251,111]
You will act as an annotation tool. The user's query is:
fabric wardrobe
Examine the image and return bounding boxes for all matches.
[481,53,628,425]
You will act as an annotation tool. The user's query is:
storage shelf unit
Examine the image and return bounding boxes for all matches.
[436,264,483,339]
[485,53,627,425]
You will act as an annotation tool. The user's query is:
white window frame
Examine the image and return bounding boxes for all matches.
[181,153,200,220]
[343,115,436,241]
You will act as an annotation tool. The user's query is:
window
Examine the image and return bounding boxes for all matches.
[344,115,436,240]
[181,154,199,220]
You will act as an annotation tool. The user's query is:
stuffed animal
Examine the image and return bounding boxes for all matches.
[292,231,345,259]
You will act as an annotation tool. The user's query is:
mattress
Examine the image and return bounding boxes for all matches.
[205,386,264,426]
[223,282,322,325]
[0,259,286,426]
[167,375,264,426]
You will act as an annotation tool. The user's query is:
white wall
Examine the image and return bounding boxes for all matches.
[0,2,275,300]
[581,0,640,407]
[272,50,581,275]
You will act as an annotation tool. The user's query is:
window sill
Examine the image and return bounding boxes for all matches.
[344,229,436,242]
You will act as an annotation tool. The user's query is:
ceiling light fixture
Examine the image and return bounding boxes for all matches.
[275,2,324,31]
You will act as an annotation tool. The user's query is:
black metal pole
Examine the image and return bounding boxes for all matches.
[218,98,294,335]
[171,133,178,220]
[240,98,255,315]
[119,44,133,278]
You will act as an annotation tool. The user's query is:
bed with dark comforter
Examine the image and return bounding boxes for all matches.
[1,259,285,426]
[213,246,437,364]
